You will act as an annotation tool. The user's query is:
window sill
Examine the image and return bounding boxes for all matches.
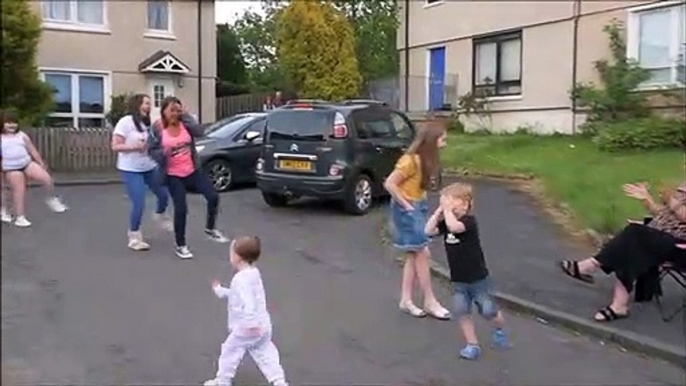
[42,22,111,35]
[483,95,523,102]
[144,31,176,41]
[423,1,445,10]
[635,83,685,92]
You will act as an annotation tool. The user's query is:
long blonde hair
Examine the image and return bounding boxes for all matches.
[406,120,446,190]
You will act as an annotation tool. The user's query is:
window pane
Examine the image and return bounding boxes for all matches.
[639,10,671,69]
[44,74,73,113]
[475,42,497,85]
[646,68,672,84]
[79,76,104,113]
[500,38,521,81]
[153,84,165,107]
[46,117,74,128]
[42,0,71,21]
[77,0,104,24]
[78,118,104,128]
[147,0,169,30]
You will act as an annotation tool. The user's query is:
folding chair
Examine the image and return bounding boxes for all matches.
[637,217,686,322]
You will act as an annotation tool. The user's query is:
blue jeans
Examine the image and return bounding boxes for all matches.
[166,169,219,247]
[390,199,429,252]
[120,169,169,232]
[452,277,498,319]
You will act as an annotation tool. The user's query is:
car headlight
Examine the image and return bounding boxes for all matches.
[195,145,205,153]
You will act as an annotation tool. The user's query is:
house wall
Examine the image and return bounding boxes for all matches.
[34,0,216,122]
[399,0,668,134]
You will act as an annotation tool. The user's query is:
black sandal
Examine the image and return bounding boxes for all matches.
[594,306,629,322]
[559,260,595,284]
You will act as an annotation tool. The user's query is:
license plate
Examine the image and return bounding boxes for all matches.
[278,159,313,171]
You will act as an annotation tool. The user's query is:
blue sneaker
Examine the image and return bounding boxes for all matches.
[492,328,512,349]
[459,344,481,360]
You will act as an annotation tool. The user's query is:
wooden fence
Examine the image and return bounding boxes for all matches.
[216,93,268,119]
[22,127,116,172]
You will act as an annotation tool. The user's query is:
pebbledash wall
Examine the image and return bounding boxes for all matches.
[398,0,686,134]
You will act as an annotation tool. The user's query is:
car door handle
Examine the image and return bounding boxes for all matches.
[374,146,384,153]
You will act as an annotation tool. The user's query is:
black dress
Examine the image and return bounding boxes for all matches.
[595,223,681,293]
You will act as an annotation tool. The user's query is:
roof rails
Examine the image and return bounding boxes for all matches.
[340,99,388,106]
[285,99,330,106]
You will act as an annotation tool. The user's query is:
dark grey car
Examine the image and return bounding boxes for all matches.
[195,113,266,192]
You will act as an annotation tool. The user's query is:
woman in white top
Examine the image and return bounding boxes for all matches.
[1,110,68,227]
[111,94,171,251]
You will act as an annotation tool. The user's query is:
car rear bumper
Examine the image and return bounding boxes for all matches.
[256,172,346,198]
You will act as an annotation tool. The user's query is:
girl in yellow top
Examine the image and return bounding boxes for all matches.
[384,122,451,320]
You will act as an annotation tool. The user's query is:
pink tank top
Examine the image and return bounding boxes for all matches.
[161,124,195,178]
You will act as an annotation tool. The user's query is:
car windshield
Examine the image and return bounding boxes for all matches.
[205,116,257,139]
[267,110,333,141]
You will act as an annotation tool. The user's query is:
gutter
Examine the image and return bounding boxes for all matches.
[404,0,410,112]
[197,0,203,122]
[571,0,581,134]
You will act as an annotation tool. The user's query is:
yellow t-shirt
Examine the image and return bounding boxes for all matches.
[394,154,425,201]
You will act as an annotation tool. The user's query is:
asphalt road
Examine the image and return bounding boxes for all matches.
[2,185,684,385]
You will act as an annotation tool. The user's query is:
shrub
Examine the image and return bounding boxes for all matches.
[447,115,465,133]
[593,117,686,151]
[105,93,131,127]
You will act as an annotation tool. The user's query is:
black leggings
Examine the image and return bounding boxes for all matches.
[166,169,218,246]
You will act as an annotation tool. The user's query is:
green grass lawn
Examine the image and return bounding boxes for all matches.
[442,133,684,234]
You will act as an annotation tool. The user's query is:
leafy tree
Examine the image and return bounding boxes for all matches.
[217,23,247,85]
[105,93,131,127]
[571,20,652,133]
[232,5,285,91]
[1,0,54,124]
[276,0,361,100]
[332,0,399,85]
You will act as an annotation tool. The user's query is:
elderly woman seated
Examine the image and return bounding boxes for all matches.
[559,182,686,322]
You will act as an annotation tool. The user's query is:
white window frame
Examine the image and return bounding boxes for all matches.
[41,0,109,34]
[144,0,175,40]
[39,68,112,128]
[627,1,686,89]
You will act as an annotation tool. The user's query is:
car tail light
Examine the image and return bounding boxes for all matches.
[332,112,348,139]
[329,164,344,176]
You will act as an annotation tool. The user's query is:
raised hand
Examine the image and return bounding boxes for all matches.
[623,182,650,201]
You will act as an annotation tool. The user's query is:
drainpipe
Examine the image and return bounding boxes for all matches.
[404,0,410,112]
[571,0,580,134]
[197,0,203,123]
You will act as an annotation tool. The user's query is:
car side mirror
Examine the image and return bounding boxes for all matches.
[245,131,261,142]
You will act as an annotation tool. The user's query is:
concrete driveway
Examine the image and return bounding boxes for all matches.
[1,185,683,385]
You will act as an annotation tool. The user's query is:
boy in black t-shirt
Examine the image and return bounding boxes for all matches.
[425,182,511,360]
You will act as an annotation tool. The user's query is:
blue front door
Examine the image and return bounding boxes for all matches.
[429,47,446,111]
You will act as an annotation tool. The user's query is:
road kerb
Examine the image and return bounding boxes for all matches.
[393,256,686,367]
[29,178,122,188]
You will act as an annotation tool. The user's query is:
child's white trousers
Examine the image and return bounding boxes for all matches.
[216,328,287,385]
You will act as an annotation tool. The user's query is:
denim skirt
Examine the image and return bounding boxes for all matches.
[390,199,429,252]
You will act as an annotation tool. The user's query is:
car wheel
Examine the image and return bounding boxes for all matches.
[207,159,233,192]
[343,174,373,215]
[262,192,289,207]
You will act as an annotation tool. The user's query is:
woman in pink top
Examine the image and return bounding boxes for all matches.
[151,97,228,259]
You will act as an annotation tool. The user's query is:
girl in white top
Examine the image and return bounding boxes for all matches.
[111,94,171,250]
[1,110,67,227]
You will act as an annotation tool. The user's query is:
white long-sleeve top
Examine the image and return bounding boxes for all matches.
[213,266,271,333]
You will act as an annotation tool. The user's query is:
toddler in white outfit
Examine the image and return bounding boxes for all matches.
[205,236,288,386]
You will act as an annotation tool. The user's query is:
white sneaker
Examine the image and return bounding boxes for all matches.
[203,378,230,386]
[175,245,193,259]
[14,216,31,228]
[127,231,150,251]
[205,229,229,243]
[1,207,12,223]
[46,197,68,213]
[152,212,173,232]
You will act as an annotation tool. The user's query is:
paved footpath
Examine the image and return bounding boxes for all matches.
[424,178,685,356]
[2,185,684,385]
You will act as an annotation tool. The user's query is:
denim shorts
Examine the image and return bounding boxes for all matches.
[390,199,429,252]
[452,277,498,319]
